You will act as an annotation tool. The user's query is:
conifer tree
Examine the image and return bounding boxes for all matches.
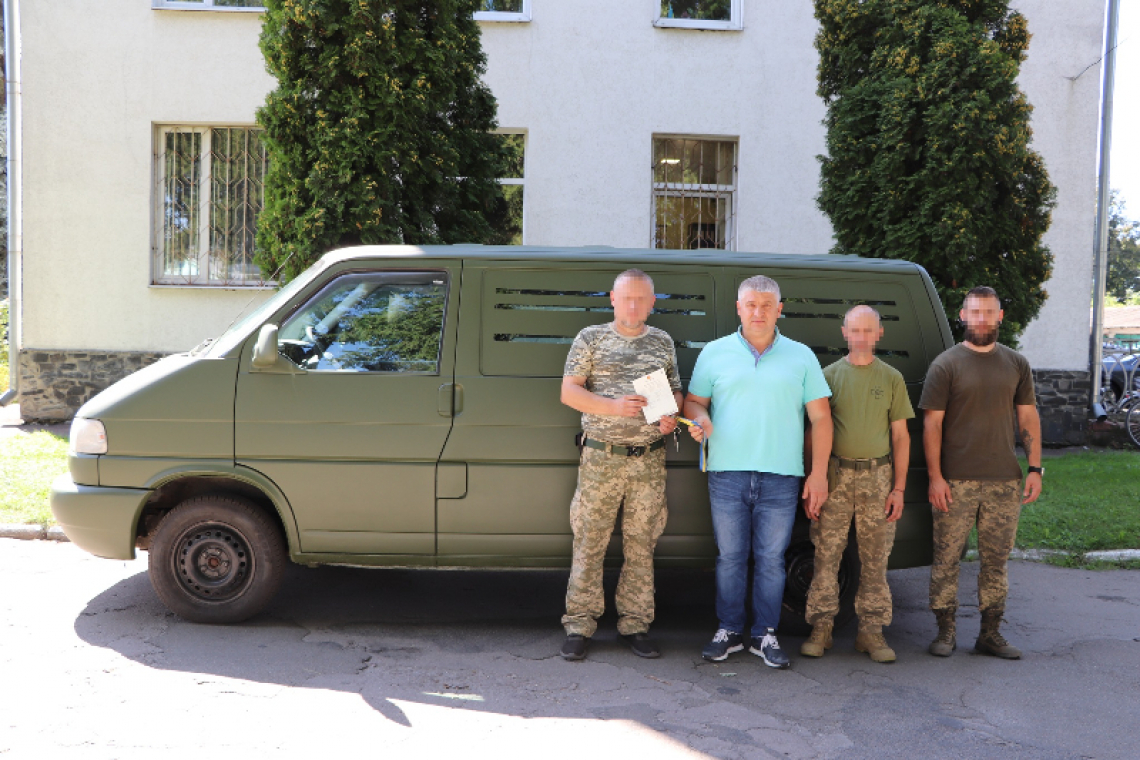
[814,0,1056,344]
[256,0,508,282]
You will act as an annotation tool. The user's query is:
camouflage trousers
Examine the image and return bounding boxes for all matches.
[562,445,668,637]
[806,458,896,627]
[930,479,1022,613]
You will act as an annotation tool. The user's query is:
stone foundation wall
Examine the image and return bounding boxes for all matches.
[1033,369,1090,447]
[17,349,169,422]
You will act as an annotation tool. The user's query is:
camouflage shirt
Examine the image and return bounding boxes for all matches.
[564,323,682,446]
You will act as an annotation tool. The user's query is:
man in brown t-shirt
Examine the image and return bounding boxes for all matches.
[919,286,1043,660]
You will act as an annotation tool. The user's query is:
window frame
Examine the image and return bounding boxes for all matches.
[650,134,739,252]
[474,0,531,23]
[654,0,743,31]
[494,129,527,245]
[152,0,265,11]
[151,124,272,289]
[276,269,451,375]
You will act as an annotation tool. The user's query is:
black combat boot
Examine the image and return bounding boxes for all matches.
[929,608,956,657]
[975,608,1022,659]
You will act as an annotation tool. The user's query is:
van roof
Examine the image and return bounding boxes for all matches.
[320,244,926,276]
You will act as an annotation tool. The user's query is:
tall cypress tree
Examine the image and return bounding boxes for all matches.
[814,0,1056,344]
[256,0,508,282]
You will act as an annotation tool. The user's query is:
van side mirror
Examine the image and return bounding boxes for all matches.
[250,324,305,374]
[252,324,280,368]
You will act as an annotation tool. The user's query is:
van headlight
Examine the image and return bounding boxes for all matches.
[69,418,108,455]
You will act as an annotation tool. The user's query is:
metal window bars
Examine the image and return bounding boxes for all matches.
[155,126,270,286]
[652,137,737,251]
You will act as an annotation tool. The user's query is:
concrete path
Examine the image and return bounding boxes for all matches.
[3,539,1139,759]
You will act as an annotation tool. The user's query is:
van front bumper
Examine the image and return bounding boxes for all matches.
[49,473,151,561]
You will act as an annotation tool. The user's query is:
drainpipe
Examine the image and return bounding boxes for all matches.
[1,0,20,406]
[1089,0,1121,420]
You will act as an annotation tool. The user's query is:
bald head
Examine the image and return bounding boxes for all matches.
[840,305,884,362]
[843,305,881,328]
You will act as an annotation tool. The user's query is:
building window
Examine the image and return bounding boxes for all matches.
[655,0,742,30]
[153,126,269,287]
[474,0,531,23]
[153,0,265,10]
[652,136,737,251]
[489,132,526,245]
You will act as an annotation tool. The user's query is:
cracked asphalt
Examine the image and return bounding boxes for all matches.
[3,538,1139,759]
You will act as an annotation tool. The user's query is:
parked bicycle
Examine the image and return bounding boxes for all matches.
[1100,351,1140,447]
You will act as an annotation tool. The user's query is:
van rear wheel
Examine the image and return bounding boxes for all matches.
[148,496,286,624]
[780,522,860,635]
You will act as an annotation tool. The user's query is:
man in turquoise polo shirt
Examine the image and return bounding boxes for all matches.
[684,275,833,668]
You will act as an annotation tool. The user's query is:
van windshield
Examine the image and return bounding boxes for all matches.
[201,263,328,359]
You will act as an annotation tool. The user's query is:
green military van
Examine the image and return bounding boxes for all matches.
[51,245,953,628]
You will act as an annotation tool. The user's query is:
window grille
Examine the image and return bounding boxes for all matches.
[652,137,737,251]
[154,126,269,287]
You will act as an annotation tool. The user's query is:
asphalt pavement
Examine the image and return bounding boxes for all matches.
[2,539,1139,759]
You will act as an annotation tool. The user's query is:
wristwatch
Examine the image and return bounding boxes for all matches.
[1027,465,1044,477]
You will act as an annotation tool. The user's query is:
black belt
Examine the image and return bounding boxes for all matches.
[832,454,892,470]
[583,437,666,457]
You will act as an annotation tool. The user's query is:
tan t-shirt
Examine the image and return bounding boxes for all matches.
[564,323,682,446]
[824,357,914,459]
[918,343,1036,480]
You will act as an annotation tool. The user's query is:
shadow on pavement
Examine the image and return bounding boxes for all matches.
[74,563,720,725]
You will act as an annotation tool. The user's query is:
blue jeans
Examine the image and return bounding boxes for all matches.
[708,470,801,637]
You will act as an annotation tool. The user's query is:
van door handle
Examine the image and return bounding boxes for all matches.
[438,384,464,417]
[438,384,454,417]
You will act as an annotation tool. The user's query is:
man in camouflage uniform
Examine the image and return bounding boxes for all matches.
[559,269,683,661]
[801,306,913,663]
[920,286,1043,660]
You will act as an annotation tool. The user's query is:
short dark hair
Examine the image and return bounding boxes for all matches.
[964,286,1000,304]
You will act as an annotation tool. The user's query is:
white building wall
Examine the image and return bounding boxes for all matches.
[1013,0,1104,370]
[19,0,1103,371]
[21,1,277,354]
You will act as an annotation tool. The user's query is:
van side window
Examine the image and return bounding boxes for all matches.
[277,271,448,373]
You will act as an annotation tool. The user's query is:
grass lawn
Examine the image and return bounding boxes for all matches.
[1014,450,1140,567]
[0,430,69,525]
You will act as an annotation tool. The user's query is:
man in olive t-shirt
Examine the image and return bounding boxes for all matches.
[919,286,1043,660]
[802,306,913,663]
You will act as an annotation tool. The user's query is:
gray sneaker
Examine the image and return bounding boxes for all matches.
[750,628,790,669]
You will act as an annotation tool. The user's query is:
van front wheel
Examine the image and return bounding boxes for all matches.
[148,496,286,624]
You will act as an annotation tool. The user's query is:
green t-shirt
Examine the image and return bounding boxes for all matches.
[824,357,914,459]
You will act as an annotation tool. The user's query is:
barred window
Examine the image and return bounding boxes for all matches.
[652,136,737,251]
[154,126,269,287]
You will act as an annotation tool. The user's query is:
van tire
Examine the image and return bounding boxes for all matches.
[148,495,286,624]
[780,521,860,635]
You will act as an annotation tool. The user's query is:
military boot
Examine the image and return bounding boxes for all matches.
[799,620,833,658]
[975,609,1022,659]
[855,624,896,663]
[929,608,956,657]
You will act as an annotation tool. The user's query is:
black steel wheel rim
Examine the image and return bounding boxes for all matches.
[172,523,254,603]
[783,541,815,613]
